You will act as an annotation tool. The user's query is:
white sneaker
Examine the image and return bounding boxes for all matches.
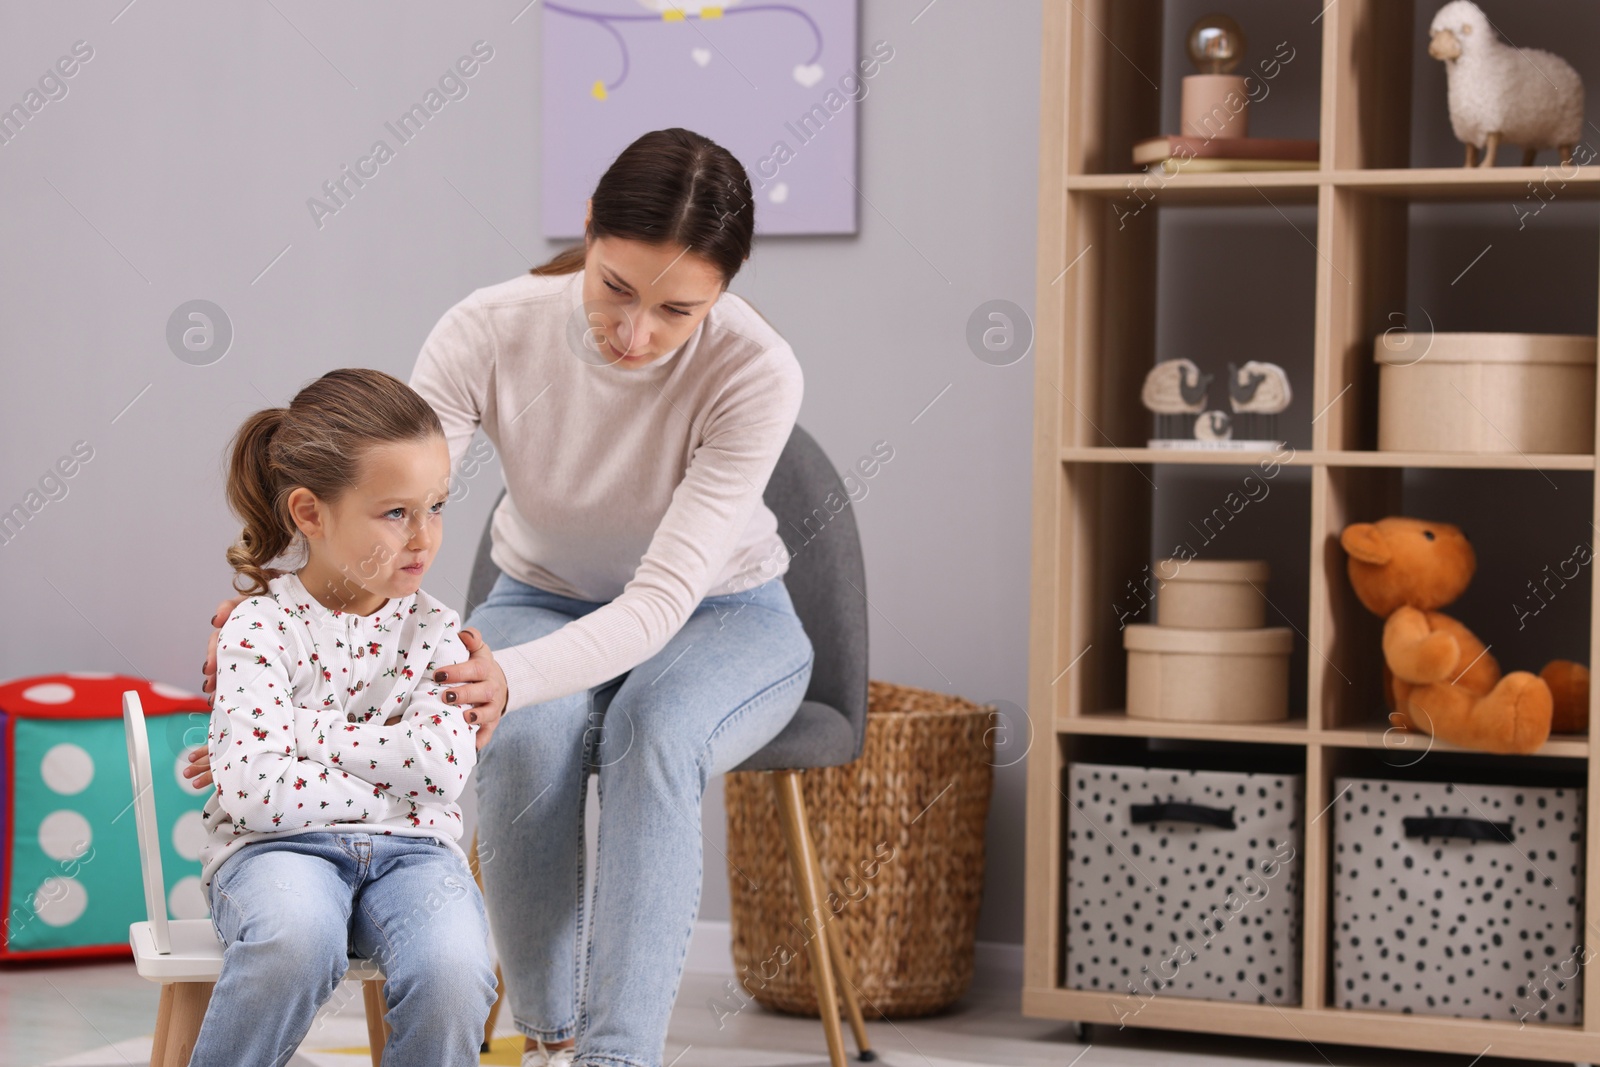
[520,1041,578,1067]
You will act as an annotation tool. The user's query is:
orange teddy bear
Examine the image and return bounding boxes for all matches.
[1341,516,1589,755]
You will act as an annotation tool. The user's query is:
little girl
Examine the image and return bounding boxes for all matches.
[190,367,502,1067]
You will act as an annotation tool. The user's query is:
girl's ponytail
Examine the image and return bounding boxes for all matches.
[224,408,294,596]
[221,368,444,597]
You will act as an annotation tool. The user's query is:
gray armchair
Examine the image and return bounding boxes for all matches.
[463,425,874,1066]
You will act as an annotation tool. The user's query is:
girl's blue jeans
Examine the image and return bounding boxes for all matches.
[190,832,497,1067]
[466,572,814,1067]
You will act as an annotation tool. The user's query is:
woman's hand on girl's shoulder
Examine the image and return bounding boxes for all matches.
[441,626,507,751]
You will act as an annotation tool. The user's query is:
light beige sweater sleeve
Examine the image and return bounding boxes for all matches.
[409,269,803,711]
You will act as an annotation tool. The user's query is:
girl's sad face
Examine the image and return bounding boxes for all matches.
[287,435,452,615]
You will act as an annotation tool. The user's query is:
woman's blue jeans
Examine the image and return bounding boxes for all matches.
[190,832,497,1067]
[467,572,814,1067]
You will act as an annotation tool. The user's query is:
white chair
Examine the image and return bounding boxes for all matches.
[122,689,392,1067]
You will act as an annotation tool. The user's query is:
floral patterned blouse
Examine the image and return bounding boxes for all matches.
[197,570,478,890]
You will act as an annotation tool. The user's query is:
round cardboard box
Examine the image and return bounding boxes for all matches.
[1124,623,1292,723]
[1375,332,1596,454]
[1154,558,1269,629]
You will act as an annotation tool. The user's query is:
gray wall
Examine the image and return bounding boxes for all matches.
[1,1,1042,949]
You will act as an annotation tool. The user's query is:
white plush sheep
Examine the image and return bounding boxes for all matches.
[1428,1,1584,167]
[1141,358,1213,440]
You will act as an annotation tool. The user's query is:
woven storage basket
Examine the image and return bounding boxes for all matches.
[724,679,996,1018]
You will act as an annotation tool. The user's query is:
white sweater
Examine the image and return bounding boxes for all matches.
[408,268,804,710]
[197,572,476,891]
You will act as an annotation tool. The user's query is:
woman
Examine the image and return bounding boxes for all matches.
[192,127,815,1067]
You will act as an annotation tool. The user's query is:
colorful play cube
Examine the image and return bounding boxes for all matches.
[0,672,211,960]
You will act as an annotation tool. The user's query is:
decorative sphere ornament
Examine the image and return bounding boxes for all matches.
[1187,14,1246,74]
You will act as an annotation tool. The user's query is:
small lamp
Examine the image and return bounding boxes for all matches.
[1181,14,1249,140]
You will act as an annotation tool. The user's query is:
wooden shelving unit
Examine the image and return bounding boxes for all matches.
[1025,1,1600,1061]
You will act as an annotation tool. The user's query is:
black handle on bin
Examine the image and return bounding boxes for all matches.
[1130,801,1236,830]
[1401,815,1513,843]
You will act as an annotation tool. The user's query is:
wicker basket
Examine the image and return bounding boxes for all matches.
[724,680,996,1018]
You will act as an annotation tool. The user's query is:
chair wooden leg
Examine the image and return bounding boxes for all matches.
[773,770,848,1067]
[148,984,174,1067]
[363,979,391,1067]
[824,917,876,1060]
[159,982,213,1067]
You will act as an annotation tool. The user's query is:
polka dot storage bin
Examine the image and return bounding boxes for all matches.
[0,673,211,960]
[1332,777,1585,1025]
[1065,762,1303,1009]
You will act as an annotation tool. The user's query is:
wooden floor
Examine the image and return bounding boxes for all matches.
[0,956,1565,1066]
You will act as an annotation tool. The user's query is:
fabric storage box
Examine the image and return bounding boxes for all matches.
[1123,624,1292,723]
[1333,777,1585,1024]
[1154,558,1269,630]
[1066,762,1303,1007]
[1375,332,1596,454]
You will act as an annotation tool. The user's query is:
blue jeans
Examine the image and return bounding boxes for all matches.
[467,573,814,1067]
[190,832,497,1067]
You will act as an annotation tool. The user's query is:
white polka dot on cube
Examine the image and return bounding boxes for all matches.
[168,876,207,920]
[172,811,205,861]
[37,810,91,862]
[40,744,94,795]
[33,876,87,927]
